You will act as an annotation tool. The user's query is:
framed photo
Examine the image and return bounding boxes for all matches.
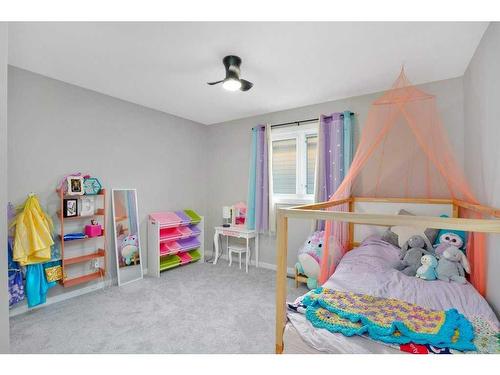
[83,177,102,195]
[66,176,84,195]
[79,196,95,216]
[63,198,78,218]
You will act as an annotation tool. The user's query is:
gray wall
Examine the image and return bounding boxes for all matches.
[205,77,465,270]
[0,23,9,353]
[7,67,208,301]
[463,22,500,314]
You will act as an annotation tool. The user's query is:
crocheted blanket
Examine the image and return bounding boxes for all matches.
[303,288,476,352]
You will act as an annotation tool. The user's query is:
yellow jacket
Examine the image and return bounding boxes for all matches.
[12,194,54,266]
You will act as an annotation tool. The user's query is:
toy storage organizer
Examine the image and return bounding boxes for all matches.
[148,209,204,277]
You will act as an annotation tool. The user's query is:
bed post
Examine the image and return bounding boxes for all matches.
[452,202,459,218]
[348,197,354,250]
[275,208,288,354]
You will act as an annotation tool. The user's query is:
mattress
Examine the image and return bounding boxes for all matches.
[284,314,401,354]
[284,237,499,354]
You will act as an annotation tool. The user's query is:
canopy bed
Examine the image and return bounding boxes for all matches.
[274,70,500,354]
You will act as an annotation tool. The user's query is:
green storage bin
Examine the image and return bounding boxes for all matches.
[160,254,181,271]
[184,209,201,225]
[189,249,201,262]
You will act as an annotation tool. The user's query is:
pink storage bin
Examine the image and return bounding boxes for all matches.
[150,212,182,228]
[85,224,102,238]
[160,241,181,256]
[178,252,192,264]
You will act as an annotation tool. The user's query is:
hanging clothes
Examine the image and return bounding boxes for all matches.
[11,194,54,266]
[25,264,49,308]
[8,237,25,307]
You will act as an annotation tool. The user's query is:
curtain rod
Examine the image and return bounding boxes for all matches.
[270,112,355,129]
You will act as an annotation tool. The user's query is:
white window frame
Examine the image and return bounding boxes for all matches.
[271,122,318,204]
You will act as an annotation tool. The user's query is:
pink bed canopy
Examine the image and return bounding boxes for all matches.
[321,69,486,295]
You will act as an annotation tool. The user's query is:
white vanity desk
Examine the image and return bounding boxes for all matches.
[213,225,259,267]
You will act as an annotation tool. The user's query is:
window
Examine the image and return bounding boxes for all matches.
[271,122,318,203]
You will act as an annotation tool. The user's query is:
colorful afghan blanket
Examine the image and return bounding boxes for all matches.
[302,288,476,352]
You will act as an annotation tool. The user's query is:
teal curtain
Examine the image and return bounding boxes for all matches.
[343,111,353,175]
[247,129,258,230]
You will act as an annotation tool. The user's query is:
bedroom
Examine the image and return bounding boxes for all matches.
[1,1,500,372]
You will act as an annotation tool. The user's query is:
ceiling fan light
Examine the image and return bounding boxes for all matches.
[222,78,242,91]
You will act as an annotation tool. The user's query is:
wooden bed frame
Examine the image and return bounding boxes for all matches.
[275,196,500,354]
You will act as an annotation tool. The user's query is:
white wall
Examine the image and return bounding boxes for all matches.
[7,67,208,302]
[205,77,465,270]
[463,22,500,314]
[0,23,9,353]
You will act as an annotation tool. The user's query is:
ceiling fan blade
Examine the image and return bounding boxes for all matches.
[240,79,254,91]
[207,80,223,85]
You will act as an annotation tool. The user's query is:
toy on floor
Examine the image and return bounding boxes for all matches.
[416,254,438,280]
[121,234,139,266]
[436,246,470,284]
[296,231,324,289]
[399,235,432,277]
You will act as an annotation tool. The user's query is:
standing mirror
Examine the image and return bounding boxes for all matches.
[112,189,143,286]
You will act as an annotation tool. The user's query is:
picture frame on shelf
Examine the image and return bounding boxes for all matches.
[79,195,95,216]
[83,177,102,195]
[66,176,84,195]
[63,198,78,218]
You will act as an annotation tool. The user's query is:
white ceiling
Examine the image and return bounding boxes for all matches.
[8,22,488,125]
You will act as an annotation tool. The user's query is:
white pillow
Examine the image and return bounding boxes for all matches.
[390,225,428,248]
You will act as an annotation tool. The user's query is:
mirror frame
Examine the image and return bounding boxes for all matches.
[111,188,144,286]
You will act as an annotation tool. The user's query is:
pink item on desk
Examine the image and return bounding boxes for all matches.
[232,202,247,226]
[85,224,102,237]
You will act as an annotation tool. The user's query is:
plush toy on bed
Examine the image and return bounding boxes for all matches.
[296,231,324,290]
[416,254,438,280]
[399,235,433,277]
[434,230,466,257]
[436,246,470,284]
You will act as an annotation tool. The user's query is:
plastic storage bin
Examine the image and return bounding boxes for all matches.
[150,212,182,228]
[177,237,201,252]
[175,210,192,226]
[184,209,201,225]
[160,255,181,271]
[189,224,201,236]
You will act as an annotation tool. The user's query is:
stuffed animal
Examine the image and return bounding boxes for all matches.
[400,247,431,276]
[121,234,139,266]
[436,246,470,284]
[400,234,433,259]
[434,231,466,257]
[416,254,438,280]
[296,231,324,289]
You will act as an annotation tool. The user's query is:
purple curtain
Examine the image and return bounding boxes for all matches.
[247,125,269,232]
[315,113,345,230]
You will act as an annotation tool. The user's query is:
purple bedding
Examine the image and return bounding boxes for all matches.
[321,237,498,324]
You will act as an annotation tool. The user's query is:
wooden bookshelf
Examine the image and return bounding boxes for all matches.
[58,188,107,288]
[64,249,106,265]
[62,268,105,288]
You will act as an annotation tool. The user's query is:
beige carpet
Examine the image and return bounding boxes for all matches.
[10,261,306,353]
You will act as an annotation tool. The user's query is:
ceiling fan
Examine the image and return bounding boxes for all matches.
[207,55,254,92]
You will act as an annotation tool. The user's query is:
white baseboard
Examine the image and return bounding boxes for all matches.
[10,268,149,317]
[211,253,295,275]
[9,279,110,317]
